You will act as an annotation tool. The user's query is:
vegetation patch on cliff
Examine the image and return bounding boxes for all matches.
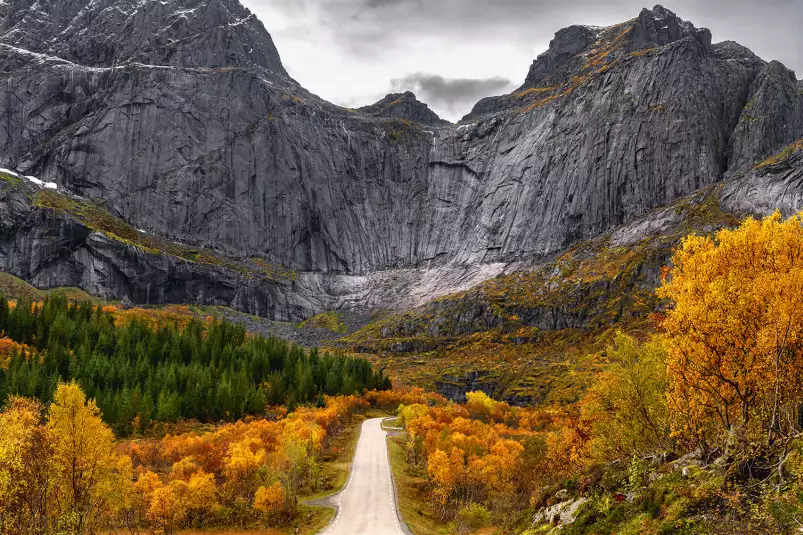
[517,24,637,115]
[32,189,295,280]
[385,118,426,144]
[34,189,158,252]
[755,138,803,169]
[298,311,348,334]
[0,170,23,190]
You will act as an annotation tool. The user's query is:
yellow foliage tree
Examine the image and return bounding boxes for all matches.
[134,469,163,499]
[147,481,187,535]
[223,437,266,505]
[543,418,591,478]
[427,447,470,520]
[397,403,430,428]
[47,381,118,534]
[169,455,201,482]
[398,403,431,464]
[108,455,141,534]
[427,448,462,503]
[0,396,53,535]
[465,391,496,422]
[183,472,218,528]
[253,481,286,519]
[271,436,310,513]
[659,212,803,449]
[477,438,524,511]
[581,332,670,461]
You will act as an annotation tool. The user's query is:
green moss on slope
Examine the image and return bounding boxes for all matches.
[298,311,348,334]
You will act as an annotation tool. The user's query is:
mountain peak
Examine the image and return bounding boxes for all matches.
[0,0,287,73]
[520,5,710,90]
[631,4,711,52]
[359,91,449,126]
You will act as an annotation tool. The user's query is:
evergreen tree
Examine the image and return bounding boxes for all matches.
[0,293,389,434]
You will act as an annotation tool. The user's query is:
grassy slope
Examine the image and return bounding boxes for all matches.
[298,311,348,334]
[176,506,333,535]
[0,271,111,304]
[0,272,44,301]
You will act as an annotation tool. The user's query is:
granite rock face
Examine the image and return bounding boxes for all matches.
[728,61,803,171]
[0,178,306,319]
[722,148,803,217]
[0,2,802,319]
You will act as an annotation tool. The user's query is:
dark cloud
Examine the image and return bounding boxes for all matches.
[363,0,419,9]
[390,73,516,119]
[258,0,801,74]
[248,0,801,121]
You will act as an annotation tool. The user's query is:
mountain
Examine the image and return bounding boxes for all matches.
[0,1,801,326]
[358,91,450,126]
[0,0,286,72]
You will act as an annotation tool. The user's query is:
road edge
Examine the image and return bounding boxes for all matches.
[306,417,366,533]
[383,417,415,535]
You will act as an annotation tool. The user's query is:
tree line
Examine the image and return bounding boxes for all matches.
[0,294,390,435]
[0,381,371,535]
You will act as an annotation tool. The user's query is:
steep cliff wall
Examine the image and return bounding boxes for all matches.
[0,2,801,319]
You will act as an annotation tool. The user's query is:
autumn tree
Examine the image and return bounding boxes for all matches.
[427,447,467,519]
[169,455,202,482]
[465,391,496,422]
[398,403,430,464]
[222,437,267,514]
[253,481,286,521]
[271,436,311,513]
[581,332,670,461]
[659,212,803,450]
[108,456,141,535]
[0,396,54,535]
[146,482,187,535]
[1,383,124,535]
[182,472,218,528]
[131,469,163,528]
[477,438,524,512]
[48,381,118,534]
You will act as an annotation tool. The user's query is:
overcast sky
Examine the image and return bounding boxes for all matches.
[241,0,802,122]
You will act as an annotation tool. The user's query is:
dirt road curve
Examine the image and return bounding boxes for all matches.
[322,418,407,535]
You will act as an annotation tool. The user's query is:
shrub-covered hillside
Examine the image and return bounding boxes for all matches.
[386,212,803,535]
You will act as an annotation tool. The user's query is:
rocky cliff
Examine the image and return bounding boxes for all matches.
[359,91,449,127]
[0,2,801,320]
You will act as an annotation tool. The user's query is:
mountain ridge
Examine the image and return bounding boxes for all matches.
[0,0,287,73]
[0,2,801,321]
